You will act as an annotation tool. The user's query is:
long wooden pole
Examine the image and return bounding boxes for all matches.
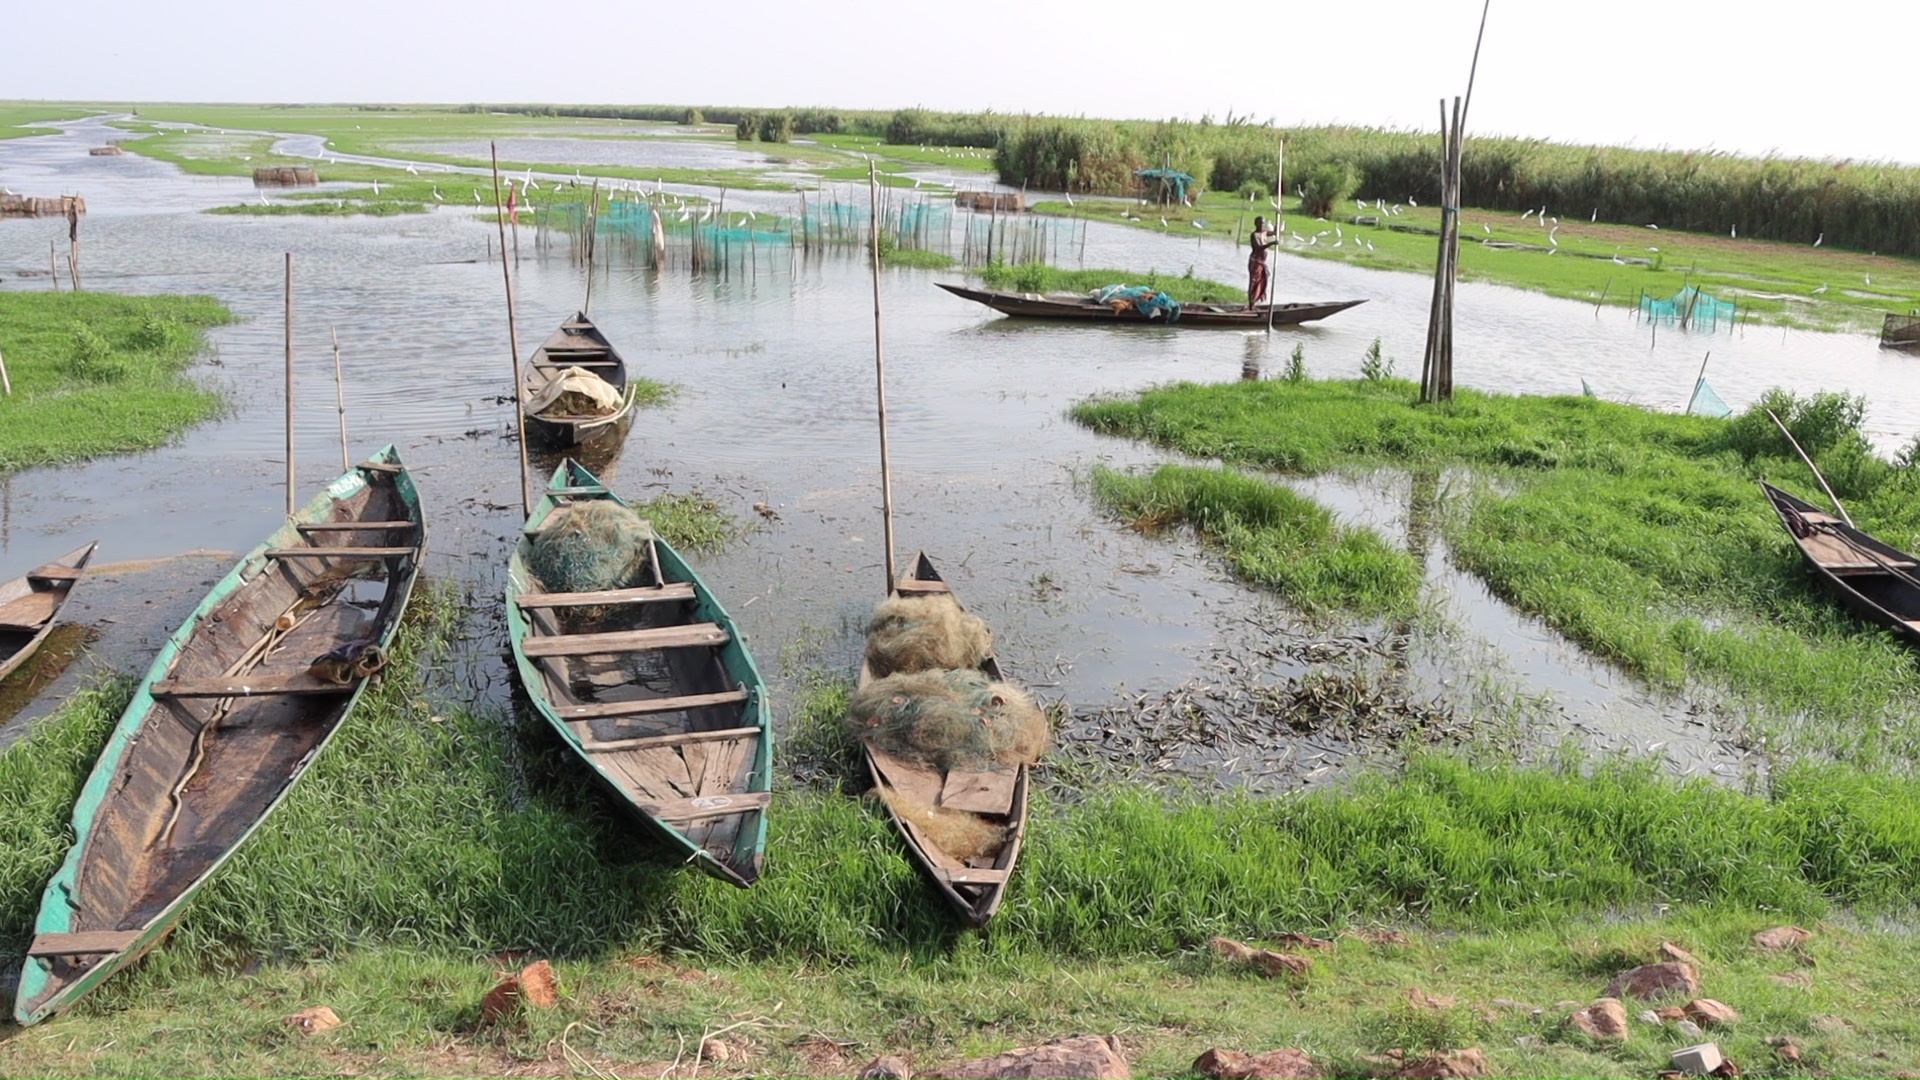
[331,327,349,471]
[1768,409,1853,528]
[1266,139,1284,335]
[492,142,532,518]
[284,252,295,516]
[868,164,898,592]
[0,333,12,396]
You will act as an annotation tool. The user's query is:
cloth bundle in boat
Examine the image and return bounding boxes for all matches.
[529,501,655,593]
[529,366,623,418]
[848,668,1048,773]
[864,594,993,678]
[1092,284,1181,321]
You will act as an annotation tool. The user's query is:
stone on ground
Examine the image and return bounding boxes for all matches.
[1660,941,1701,965]
[1390,1048,1490,1079]
[942,1035,1131,1079]
[1684,999,1740,1027]
[283,1006,341,1034]
[1670,1042,1724,1076]
[479,959,560,1025]
[1193,1047,1323,1079]
[1752,925,1812,950]
[1566,998,1629,1041]
[1211,936,1312,978]
[1602,961,1700,1000]
[859,1056,913,1079]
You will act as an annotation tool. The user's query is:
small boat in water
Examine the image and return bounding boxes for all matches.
[0,541,98,682]
[507,461,771,887]
[522,312,636,446]
[936,282,1365,328]
[858,552,1030,927]
[14,448,425,1025]
[1762,481,1920,645]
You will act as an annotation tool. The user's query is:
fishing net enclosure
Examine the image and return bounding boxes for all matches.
[528,501,654,593]
[847,669,1048,773]
[865,594,993,678]
[1639,286,1737,330]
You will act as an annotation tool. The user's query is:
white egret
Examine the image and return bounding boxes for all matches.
[473,190,481,205]
[912,178,921,189]
[1192,220,1205,230]
[1482,223,1491,234]
[241,155,251,162]
[1731,225,1737,238]
[1814,232,1823,246]
[1591,209,1598,222]
[1065,191,1074,207]
[259,193,268,207]
[1408,196,1418,206]
[371,180,380,195]
[1160,216,1168,227]
[406,163,418,175]
[432,186,443,202]
[1812,283,1829,294]
[1866,273,1873,286]
[1646,223,1659,229]
[1522,208,1535,220]
[1333,239,1343,248]
[1366,241,1375,251]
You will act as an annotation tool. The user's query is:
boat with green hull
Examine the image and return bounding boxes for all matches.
[14,447,426,1025]
[506,461,771,887]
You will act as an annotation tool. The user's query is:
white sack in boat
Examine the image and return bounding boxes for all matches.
[530,366,623,417]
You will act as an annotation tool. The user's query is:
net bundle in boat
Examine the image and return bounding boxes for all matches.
[864,594,993,678]
[847,668,1047,773]
[528,501,653,593]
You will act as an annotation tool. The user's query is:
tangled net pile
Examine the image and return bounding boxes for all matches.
[528,500,653,593]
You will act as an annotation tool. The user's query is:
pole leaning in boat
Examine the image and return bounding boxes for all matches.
[867,162,898,591]
[491,141,532,518]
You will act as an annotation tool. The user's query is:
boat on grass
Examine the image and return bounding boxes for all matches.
[0,541,98,682]
[15,447,425,1025]
[506,460,771,887]
[1762,481,1920,645]
[936,282,1365,328]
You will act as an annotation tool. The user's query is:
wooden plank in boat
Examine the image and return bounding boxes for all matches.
[934,867,1009,885]
[894,578,950,595]
[869,746,943,808]
[1833,563,1918,575]
[358,461,404,473]
[151,674,355,698]
[264,546,415,559]
[556,688,748,721]
[681,738,712,793]
[698,736,745,798]
[630,745,696,798]
[296,520,416,532]
[640,791,771,822]
[579,726,759,754]
[27,565,81,582]
[0,590,61,630]
[939,768,1019,816]
[29,929,144,955]
[516,583,696,608]
[520,623,727,657]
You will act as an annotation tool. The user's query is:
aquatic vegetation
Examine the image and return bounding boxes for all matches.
[979,262,1241,304]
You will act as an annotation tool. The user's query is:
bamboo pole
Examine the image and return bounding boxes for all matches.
[1267,139,1285,335]
[284,252,295,516]
[1769,409,1853,528]
[0,333,11,396]
[867,164,898,592]
[331,327,349,471]
[584,178,600,315]
[491,143,532,518]
[48,242,58,291]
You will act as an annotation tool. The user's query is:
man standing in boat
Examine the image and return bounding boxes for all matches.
[1247,215,1277,309]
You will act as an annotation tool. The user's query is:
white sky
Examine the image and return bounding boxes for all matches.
[3,0,1913,164]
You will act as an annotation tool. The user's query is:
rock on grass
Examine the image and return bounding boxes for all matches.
[1602,961,1699,1000]
[1194,1047,1324,1079]
[941,1035,1131,1079]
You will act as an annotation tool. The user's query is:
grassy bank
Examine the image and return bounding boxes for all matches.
[1089,464,1421,616]
[0,291,235,471]
[1074,377,1920,765]
[0,105,92,140]
[980,261,1242,304]
[9,603,1920,1071]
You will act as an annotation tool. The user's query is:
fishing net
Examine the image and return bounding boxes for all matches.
[1639,286,1737,330]
[1687,377,1732,418]
[847,669,1048,773]
[865,594,993,678]
[529,368,623,419]
[1093,284,1182,321]
[877,783,1006,862]
[528,501,654,593]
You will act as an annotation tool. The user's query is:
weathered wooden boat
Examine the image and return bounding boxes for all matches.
[507,461,770,887]
[14,448,425,1026]
[521,312,636,446]
[1763,481,1920,644]
[858,552,1030,927]
[0,541,98,682]
[936,282,1365,328]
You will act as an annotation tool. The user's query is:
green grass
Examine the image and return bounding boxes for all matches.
[979,261,1243,304]
[1089,464,1421,616]
[0,291,235,471]
[0,104,93,139]
[1074,377,1920,764]
[632,490,740,552]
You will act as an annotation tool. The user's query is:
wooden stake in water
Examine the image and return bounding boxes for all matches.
[331,327,349,471]
[1266,139,1285,335]
[491,142,532,518]
[1769,408,1854,528]
[867,164,898,592]
[284,252,295,516]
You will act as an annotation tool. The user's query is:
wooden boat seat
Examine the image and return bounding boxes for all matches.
[27,565,81,583]
[520,622,728,657]
[533,359,618,368]
[264,546,415,559]
[28,929,143,956]
[0,590,61,631]
[150,673,356,698]
[576,723,759,753]
[556,687,749,720]
[296,521,417,533]
[940,769,1019,815]
[1831,562,1918,575]
[516,583,695,608]
[894,578,951,595]
[358,461,404,473]
[933,867,1009,886]
[638,790,770,822]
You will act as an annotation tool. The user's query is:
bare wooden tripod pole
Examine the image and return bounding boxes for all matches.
[284,252,295,516]
[1266,139,1285,335]
[491,142,532,518]
[867,164,898,591]
[331,327,349,471]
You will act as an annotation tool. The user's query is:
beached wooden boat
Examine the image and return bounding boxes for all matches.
[1763,481,1920,644]
[507,461,770,887]
[937,282,1365,328]
[521,312,636,446]
[858,552,1030,927]
[0,541,98,683]
[14,448,425,1026]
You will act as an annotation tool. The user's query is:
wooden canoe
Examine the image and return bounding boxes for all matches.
[1762,481,1920,644]
[858,552,1030,927]
[13,448,426,1026]
[522,311,636,446]
[936,282,1366,328]
[507,461,770,887]
[0,541,98,683]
